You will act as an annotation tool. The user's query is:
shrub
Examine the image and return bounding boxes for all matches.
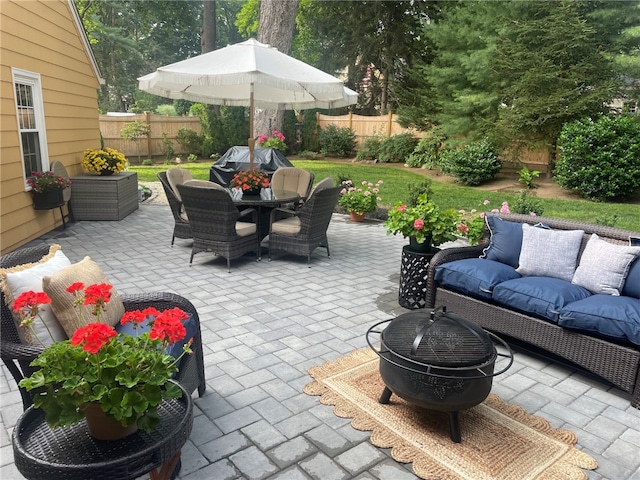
[554,115,640,200]
[440,139,502,185]
[318,125,356,157]
[356,136,383,161]
[518,167,540,189]
[377,133,419,163]
[156,104,177,116]
[511,190,544,216]
[161,132,174,162]
[176,128,203,156]
[406,179,434,207]
[406,133,445,168]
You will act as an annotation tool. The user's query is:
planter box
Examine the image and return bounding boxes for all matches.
[70,172,138,220]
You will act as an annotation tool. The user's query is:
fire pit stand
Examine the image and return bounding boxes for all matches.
[366,308,513,443]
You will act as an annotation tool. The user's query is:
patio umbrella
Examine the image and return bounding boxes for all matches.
[138,38,358,168]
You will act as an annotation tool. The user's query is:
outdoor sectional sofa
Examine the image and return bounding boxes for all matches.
[425,213,640,409]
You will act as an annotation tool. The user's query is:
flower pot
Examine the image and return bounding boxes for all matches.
[350,211,365,222]
[32,190,64,210]
[83,402,138,441]
[408,235,433,253]
[99,170,115,176]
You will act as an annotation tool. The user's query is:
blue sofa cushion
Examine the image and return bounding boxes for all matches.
[435,258,521,299]
[558,296,640,346]
[481,217,523,268]
[115,312,196,359]
[623,254,640,299]
[492,277,592,322]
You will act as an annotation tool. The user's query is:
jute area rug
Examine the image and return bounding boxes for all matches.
[304,349,597,480]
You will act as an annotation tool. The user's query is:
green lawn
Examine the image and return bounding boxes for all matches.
[130,161,640,232]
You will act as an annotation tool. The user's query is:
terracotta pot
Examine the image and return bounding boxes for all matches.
[83,403,138,441]
[349,211,365,222]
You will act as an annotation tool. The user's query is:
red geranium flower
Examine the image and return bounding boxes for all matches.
[66,282,85,294]
[71,322,117,354]
[13,291,51,314]
[149,308,188,344]
[83,283,112,306]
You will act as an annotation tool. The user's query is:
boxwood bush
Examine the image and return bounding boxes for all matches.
[440,139,502,185]
[554,115,640,200]
[318,125,356,157]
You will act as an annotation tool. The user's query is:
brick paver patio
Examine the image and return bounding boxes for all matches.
[1,200,639,479]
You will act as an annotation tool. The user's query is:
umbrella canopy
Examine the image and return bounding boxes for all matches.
[138,39,358,167]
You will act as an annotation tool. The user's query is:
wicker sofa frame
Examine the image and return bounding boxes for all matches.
[157,171,192,246]
[1,244,206,411]
[425,213,640,409]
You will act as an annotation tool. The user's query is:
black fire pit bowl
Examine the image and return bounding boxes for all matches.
[366,307,513,443]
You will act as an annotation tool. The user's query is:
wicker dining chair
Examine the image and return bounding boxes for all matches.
[1,244,207,411]
[157,171,191,246]
[270,167,315,208]
[176,184,261,272]
[267,185,342,266]
[50,160,74,227]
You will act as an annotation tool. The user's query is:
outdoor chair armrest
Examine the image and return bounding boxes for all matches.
[270,207,297,225]
[238,207,258,223]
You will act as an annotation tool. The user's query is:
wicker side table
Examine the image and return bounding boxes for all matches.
[398,246,436,310]
[12,382,193,480]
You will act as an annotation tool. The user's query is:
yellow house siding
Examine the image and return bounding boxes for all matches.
[0,0,102,254]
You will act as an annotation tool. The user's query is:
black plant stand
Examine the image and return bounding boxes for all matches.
[398,245,436,309]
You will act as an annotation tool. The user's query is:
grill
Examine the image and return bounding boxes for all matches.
[366,307,513,442]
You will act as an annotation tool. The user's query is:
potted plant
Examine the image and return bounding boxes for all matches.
[27,171,72,210]
[230,169,270,194]
[82,147,128,176]
[338,180,383,221]
[257,130,287,153]
[384,193,462,253]
[14,283,192,440]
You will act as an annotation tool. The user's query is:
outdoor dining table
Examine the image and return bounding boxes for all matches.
[233,189,300,240]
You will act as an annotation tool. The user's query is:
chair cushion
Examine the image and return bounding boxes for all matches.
[235,221,257,237]
[166,168,193,201]
[480,217,523,268]
[492,277,592,322]
[434,258,521,299]
[115,312,197,359]
[516,224,584,281]
[272,168,312,196]
[184,179,227,190]
[623,254,640,299]
[0,245,70,345]
[558,295,640,346]
[571,234,640,295]
[271,216,301,235]
[42,256,125,336]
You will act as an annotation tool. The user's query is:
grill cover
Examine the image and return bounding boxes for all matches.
[209,146,294,186]
[382,310,495,367]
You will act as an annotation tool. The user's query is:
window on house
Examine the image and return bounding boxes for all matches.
[12,69,49,187]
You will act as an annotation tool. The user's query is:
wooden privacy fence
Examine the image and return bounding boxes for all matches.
[316,112,424,148]
[99,113,201,159]
[317,112,552,171]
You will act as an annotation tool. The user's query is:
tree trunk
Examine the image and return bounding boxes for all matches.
[202,0,216,54]
[255,0,299,137]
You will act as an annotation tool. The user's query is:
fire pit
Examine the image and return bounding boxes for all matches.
[366,307,513,442]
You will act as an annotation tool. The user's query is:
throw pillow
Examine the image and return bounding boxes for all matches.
[0,245,70,345]
[42,256,125,336]
[623,253,640,299]
[572,234,640,295]
[480,216,523,268]
[516,224,584,282]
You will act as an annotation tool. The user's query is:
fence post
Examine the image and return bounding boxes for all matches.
[386,112,392,137]
[348,111,353,130]
[144,112,151,158]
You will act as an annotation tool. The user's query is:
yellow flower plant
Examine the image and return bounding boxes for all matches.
[82,147,128,175]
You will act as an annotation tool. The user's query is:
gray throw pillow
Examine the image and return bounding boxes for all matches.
[516,224,584,282]
[572,234,640,295]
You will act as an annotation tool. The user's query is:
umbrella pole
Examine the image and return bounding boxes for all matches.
[248,84,255,170]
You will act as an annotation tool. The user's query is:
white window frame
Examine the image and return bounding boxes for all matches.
[12,68,50,190]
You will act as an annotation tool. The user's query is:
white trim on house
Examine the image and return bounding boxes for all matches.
[67,0,104,85]
[11,68,51,190]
